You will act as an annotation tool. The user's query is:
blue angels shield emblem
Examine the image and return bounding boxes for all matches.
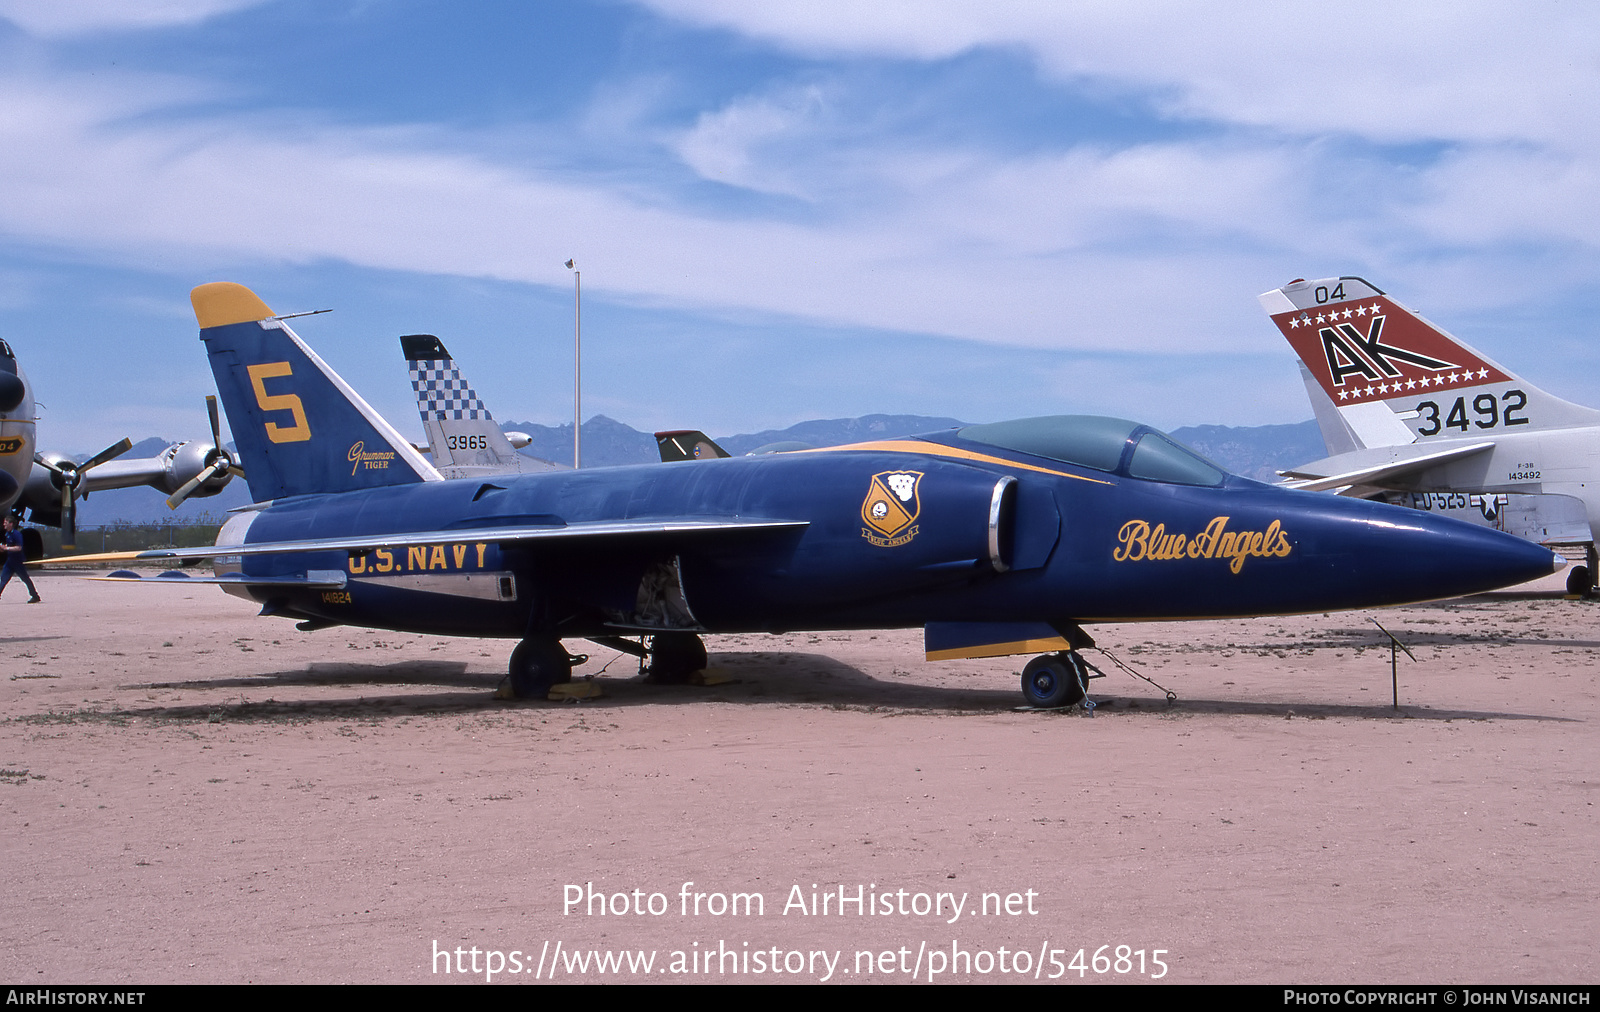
[861,470,923,547]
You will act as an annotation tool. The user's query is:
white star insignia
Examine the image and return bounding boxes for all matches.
[1364,385,1375,396]
[1289,317,1300,328]
[1448,373,1459,383]
[1342,308,1354,319]
[1356,305,1368,316]
[1406,379,1416,390]
[1315,313,1326,324]
[1477,368,1488,378]
[1369,303,1382,314]
[1338,390,1348,400]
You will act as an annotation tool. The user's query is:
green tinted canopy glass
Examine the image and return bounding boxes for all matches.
[959,415,1225,487]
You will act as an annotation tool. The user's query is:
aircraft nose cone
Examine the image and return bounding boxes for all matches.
[1410,518,1567,594]
[0,372,23,413]
[1301,503,1567,607]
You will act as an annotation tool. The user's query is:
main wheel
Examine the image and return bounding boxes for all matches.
[648,632,707,684]
[1021,652,1089,708]
[1568,565,1592,596]
[508,638,573,698]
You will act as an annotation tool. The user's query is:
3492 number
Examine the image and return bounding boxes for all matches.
[1416,390,1528,435]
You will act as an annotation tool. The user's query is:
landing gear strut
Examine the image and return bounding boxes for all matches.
[1020,651,1092,708]
[1570,544,1598,596]
[646,631,707,684]
[506,637,574,698]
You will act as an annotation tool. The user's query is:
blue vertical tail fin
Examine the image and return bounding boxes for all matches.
[192,283,440,501]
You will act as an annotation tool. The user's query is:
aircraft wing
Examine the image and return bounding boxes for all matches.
[1280,440,1494,492]
[92,570,349,588]
[40,516,809,565]
[75,455,170,493]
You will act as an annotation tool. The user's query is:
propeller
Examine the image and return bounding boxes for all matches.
[34,436,133,549]
[166,396,245,510]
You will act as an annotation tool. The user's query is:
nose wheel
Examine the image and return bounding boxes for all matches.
[1021,651,1092,708]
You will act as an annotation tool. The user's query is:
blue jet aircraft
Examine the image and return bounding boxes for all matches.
[64,283,1566,707]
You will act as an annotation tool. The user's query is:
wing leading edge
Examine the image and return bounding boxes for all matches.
[1279,441,1496,492]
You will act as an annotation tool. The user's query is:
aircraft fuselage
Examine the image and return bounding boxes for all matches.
[0,343,34,514]
[1377,424,1600,529]
[214,434,1562,641]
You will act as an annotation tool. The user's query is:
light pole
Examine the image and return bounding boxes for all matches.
[566,258,581,469]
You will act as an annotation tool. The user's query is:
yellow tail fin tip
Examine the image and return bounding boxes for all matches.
[191,283,275,329]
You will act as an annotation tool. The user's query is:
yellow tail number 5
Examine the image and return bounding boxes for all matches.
[247,362,312,443]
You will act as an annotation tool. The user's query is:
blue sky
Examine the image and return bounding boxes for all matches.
[2,1,1599,454]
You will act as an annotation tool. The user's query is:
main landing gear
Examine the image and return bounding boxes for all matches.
[501,632,709,698]
[1020,651,1093,708]
[645,631,707,684]
[505,637,578,699]
[1568,544,1598,596]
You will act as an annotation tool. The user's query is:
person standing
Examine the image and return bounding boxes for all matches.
[1,514,40,603]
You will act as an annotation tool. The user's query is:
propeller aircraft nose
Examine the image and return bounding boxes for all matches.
[0,372,23,413]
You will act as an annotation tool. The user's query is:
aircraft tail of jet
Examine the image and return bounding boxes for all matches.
[1261,276,1600,450]
[1297,362,1361,457]
[192,283,440,502]
[655,429,731,462]
[402,334,551,478]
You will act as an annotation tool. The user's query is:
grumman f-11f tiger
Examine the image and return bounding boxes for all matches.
[56,283,1566,706]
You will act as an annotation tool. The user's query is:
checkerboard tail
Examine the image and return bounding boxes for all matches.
[401,334,531,475]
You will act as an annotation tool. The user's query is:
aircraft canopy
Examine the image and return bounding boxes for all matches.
[959,415,1226,487]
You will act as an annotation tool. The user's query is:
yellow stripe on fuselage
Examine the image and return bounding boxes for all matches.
[925,636,1073,661]
[805,440,1115,485]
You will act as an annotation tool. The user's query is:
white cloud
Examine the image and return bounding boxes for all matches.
[2,0,1598,370]
[675,86,826,197]
[0,0,267,37]
[1,68,1312,354]
[1407,147,1600,248]
[636,1,1600,151]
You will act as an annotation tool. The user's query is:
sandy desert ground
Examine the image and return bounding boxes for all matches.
[1,569,1595,984]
